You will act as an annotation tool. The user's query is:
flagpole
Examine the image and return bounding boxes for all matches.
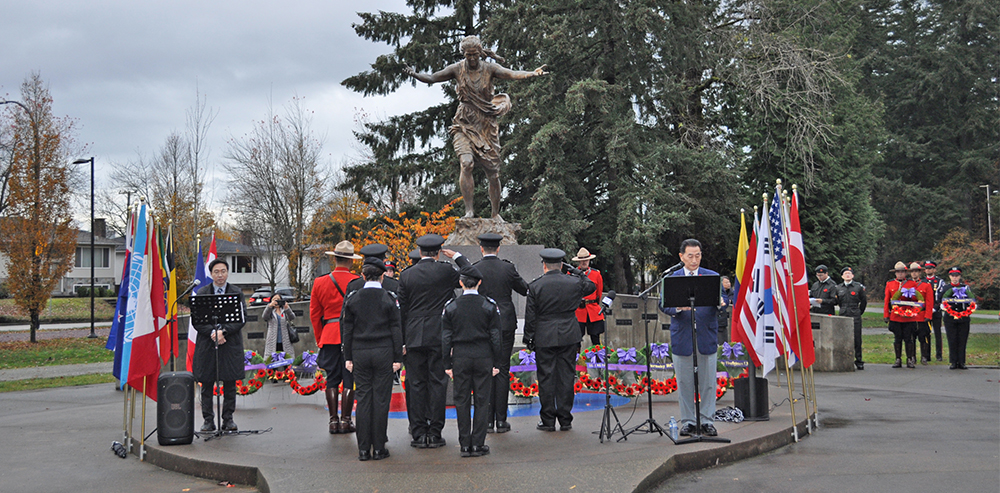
[140,377,147,461]
[128,387,136,455]
[792,185,820,427]
[122,382,129,443]
[779,184,813,433]
[764,192,799,442]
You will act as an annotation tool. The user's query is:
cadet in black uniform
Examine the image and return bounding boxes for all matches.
[922,261,946,361]
[472,233,529,433]
[809,265,838,315]
[347,243,400,295]
[397,234,472,448]
[523,248,596,432]
[442,264,503,457]
[836,267,867,370]
[342,257,403,461]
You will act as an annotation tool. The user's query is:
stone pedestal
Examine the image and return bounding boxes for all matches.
[443,217,521,246]
[810,314,855,372]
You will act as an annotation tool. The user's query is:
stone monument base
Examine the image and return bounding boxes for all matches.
[444,217,522,246]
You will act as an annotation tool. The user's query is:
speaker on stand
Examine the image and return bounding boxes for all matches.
[157,371,195,445]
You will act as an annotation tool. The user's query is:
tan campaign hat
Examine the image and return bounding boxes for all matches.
[572,247,596,262]
[908,262,923,271]
[325,240,362,260]
[890,261,907,272]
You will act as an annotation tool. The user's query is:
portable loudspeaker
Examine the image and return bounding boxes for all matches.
[157,371,195,445]
[733,375,769,419]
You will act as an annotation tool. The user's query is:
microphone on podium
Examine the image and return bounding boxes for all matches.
[601,290,616,316]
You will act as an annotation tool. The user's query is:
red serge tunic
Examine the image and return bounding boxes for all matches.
[884,279,929,323]
[575,268,605,323]
[309,267,359,347]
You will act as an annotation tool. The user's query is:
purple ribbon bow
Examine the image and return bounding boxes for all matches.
[650,343,670,359]
[519,350,535,366]
[722,342,745,359]
[301,352,318,368]
[617,347,637,363]
[244,350,254,365]
[271,352,286,363]
[900,287,916,298]
[952,286,968,299]
[588,348,606,364]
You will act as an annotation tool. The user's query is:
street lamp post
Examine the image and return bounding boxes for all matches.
[74,157,97,339]
[981,185,994,245]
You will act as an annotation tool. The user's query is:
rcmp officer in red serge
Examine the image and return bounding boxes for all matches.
[922,260,946,361]
[397,233,472,448]
[836,267,867,370]
[310,240,361,434]
[572,247,605,347]
[442,264,503,457]
[347,243,400,295]
[523,248,596,432]
[472,233,528,433]
[809,265,838,315]
[341,257,403,461]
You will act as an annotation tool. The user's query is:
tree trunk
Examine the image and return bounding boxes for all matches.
[30,309,39,343]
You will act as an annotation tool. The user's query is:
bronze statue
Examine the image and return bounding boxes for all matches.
[406,35,548,220]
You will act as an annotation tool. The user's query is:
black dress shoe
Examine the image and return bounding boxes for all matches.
[958,363,968,370]
[679,424,696,437]
[221,419,238,432]
[410,435,425,448]
[701,423,718,436]
[460,447,474,458]
[200,419,216,432]
[495,421,511,433]
[425,435,446,448]
[358,451,372,461]
[855,362,864,370]
[472,445,490,457]
[373,449,390,460]
[486,422,495,433]
[536,421,556,432]
[559,423,572,431]
[949,363,958,369]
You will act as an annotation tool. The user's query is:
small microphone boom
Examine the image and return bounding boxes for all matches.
[601,290,616,316]
[664,262,685,275]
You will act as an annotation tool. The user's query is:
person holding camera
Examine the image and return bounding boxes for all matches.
[263,293,297,361]
[522,248,596,432]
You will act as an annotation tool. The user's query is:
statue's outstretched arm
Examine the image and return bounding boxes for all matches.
[405,63,459,84]
[493,63,549,81]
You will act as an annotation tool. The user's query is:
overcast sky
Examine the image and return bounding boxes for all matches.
[0,0,446,220]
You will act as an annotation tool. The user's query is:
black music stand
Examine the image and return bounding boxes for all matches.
[190,293,245,441]
[661,274,731,445]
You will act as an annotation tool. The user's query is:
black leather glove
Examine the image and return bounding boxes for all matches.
[522,336,535,351]
[563,263,584,276]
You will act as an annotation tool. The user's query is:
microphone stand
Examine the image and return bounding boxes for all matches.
[597,302,625,443]
[621,277,672,439]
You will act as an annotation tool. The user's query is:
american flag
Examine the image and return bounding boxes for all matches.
[768,191,797,364]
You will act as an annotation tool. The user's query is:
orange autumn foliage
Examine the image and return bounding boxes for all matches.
[351,198,460,266]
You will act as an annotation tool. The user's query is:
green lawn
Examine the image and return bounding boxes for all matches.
[861,311,994,328]
[0,337,115,369]
[0,374,116,393]
[862,333,999,366]
[0,297,117,324]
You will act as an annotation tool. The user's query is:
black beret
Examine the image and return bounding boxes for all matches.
[363,256,386,272]
[460,264,483,281]
[539,248,566,263]
[415,234,445,250]
[359,243,389,259]
[815,264,828,273]
[841,266,853,274]
[948,267,962,275]
[477,233,503,248]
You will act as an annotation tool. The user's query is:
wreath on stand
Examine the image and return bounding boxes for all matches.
[509,349,539,398]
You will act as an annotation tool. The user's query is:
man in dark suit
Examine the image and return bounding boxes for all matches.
[523,248,596,432]
[397,234,472,448]
[472,233,528,433]
[659,239,724,437]
[442,264,503,457]
[191,259,247,433]
[347,243,399,295]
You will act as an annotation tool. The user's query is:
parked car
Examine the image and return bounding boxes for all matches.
[248,286,298,306]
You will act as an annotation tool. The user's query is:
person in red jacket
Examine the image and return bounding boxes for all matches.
[311,241,361,434]
[572,247,604,347]
[884,261,929,368]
